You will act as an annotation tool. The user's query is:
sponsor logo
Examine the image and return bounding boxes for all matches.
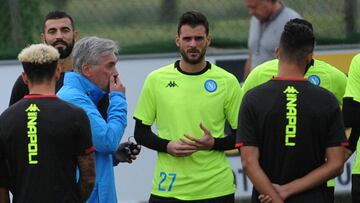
[283,86,299,147]
[166,81,178,88]
[26,104,40,164]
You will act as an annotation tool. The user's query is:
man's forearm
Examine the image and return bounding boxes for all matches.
[281,146,345,197]
[78,154,96,202]
[0,188,9,203]
[241,146,283,203]
[134,119,169,152]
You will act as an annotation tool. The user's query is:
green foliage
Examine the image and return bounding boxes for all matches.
[0,0,359,59]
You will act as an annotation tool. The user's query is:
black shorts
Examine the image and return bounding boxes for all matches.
[324,186,334,203]
[352,174,360,203]
[148,193,234,203]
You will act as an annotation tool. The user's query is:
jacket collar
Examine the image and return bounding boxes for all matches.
[64,72,106,105]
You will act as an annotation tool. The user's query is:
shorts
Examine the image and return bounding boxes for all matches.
[352,174,360,203]
[148,193,234,203]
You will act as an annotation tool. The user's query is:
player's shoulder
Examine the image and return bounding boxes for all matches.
[352,53,360,61]
[210,63,238,80]
[307,59,346,81]
[312,60,345,74]
[306,82,339,102]
[244,79,273,97]
[55,99,89,121]
[350,53,360,66]
[149,63,175,75]
[144,63,176,83]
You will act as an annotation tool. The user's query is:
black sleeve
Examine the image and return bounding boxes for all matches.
[342,97,360,152]
[0,127,9,188]
[347,127,360,152]
[134,118,169,152]
[74,109,94,155]
[9,75,29,106]
[326,101,348,147]
[212,129,236,150]
[236,93,258,147]
[342,97,360,127]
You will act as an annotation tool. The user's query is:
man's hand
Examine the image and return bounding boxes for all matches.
[272,184,289,200]
[258,194,272,203]
[167,140,197,157]
[181,123,214,150]
[109,74,125,93]
[114,142,141,164]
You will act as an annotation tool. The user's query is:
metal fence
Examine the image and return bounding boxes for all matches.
[0,0,359,59]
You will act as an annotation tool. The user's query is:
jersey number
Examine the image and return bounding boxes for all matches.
[158,172,177,191]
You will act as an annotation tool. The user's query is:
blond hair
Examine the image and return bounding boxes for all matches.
[18,44,60,64]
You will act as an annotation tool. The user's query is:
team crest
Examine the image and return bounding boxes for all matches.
[308,75,321,86]
[204,80,217,93]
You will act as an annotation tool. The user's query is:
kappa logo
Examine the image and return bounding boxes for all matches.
[166,81,178,88]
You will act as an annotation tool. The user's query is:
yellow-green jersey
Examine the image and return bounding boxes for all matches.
[242,59,347,105]
[134,61,242,200]
[344,53,360,174]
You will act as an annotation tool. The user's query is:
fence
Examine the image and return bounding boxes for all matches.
[0,0,359,59]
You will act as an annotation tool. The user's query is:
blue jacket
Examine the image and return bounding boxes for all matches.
[57,72,127,203]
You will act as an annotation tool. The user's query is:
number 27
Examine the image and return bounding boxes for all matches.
[158,172,177,191]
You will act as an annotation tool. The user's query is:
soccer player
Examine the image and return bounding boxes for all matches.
[133,11,242,202]
[57,36,128,203]
[242,58,347,105]
[0,44,95,202]
[241,22,348,202]
[342,53,360,203]
[8,10,136,165]
[237,19,347,203]
[9,11,78,105]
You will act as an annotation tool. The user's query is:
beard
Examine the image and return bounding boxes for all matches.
[180,47,207,65]
[48,39,75,59]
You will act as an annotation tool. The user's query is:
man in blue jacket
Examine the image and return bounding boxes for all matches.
[57,36,127,203]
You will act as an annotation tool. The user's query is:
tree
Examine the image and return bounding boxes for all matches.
[159,0,177,22]
[344,0,358,37]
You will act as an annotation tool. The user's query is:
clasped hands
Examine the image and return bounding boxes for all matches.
[167,123,215,157]
[258,184,290,203]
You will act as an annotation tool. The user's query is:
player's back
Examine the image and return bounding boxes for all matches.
[245,78,345,202]
[0,95,90,203]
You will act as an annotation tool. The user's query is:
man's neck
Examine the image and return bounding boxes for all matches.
[28,82,56,95]
[179,60,207,73]
[58,57,73,72]
[263,1,283,22]
[277,61,305,78]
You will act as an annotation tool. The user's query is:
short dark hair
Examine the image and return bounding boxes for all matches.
[177,11,209,35]
[43,10,75,32]
[279,18,315,64]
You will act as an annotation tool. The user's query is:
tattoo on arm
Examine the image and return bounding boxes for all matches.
[77,153,96,202]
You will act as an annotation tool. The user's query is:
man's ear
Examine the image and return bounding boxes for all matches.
[73,31,79,41]
[206,34,212,46]
[275,47,280,59]
[306,53,314,65]
[175,35,180,47]
[82,64,92,77]
[21,72,29,85]
[40,33,45,43]
[54,66,61,81]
